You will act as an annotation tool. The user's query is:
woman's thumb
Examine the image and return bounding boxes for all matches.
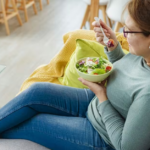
[78,77,91,87]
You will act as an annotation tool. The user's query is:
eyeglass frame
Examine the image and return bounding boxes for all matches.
[123,26,147,38]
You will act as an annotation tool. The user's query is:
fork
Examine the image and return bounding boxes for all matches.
[94,17,109,45]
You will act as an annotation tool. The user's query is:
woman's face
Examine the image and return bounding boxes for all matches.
[125,15,150,58]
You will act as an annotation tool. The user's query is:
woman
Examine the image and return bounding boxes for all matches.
[1,0,150,149]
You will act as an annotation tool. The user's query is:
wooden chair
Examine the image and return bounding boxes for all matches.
[37,0,49,10]
[80,0,112,29]
[0,0,22,35]
[15,0,37,22]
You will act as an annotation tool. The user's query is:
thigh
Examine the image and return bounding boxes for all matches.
[7,82,95,117]
[1,114,113,150]
[30,82,95,117]
[0,83,95,134]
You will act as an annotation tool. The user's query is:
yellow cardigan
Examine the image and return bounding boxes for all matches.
[17,29,129,96]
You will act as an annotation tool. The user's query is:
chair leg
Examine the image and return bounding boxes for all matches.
[4,19,10,35]
[99,5,107,24]
[39,0,42,10]
[87,8,90,22]
[108,17,112,28]
[99,5,113,28]
[11,0,22,25]
[22,0,28,22]
[90,0,99,30]
[32,0,37,14]
[114,22,123,32]
[80,5,90,29]
[5,0,9,11]
[0,0,10,35]
[112,20,115,25]
[46,0,49,4]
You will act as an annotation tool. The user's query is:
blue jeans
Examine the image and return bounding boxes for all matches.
[0,82,115,150]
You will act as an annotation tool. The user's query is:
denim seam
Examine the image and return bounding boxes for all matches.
[6,128,109,150]
[29,102,77,115]
[0,102,77,120]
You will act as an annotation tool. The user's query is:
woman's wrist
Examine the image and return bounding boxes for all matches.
[96,92,108,103]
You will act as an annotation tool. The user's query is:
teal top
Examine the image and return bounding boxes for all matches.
[86,43,150,150]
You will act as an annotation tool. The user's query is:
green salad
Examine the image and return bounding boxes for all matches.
[76,57,112,75]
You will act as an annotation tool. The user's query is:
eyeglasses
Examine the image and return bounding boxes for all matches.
[123,27,146,38]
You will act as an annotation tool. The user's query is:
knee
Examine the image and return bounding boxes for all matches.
[28,82,53,93]
[29,82,45,93]
[21,82,45,102]
[26,82,56,98]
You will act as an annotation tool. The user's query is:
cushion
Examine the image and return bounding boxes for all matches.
[0,139,50,150]
[17,30,129,95]
[58,39,129,89]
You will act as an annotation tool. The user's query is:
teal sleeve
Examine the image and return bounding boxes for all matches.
[97,86,150,150]
[104,42,125,64]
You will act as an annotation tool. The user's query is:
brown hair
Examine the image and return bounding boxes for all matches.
[123,0,150,36]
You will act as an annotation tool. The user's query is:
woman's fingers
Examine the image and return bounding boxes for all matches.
[92,21,100,27]
[96,37,107,46]
[94,27,110,39]
[93,19,111,31]
[101,79,107,85]
[97,80,107,87]
[100,19,111,31]
[94,27,107,33]
[96,37,103,43]
[78,78,95,89]
[95,32,110,38]
[95,30,110,45]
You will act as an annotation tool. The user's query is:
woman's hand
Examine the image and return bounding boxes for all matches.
[78,77,108,103]
[92,19,118,51]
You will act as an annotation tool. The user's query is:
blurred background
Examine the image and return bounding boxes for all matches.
[0,0,128,107]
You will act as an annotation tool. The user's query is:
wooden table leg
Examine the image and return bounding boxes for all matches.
[90,0,99,30]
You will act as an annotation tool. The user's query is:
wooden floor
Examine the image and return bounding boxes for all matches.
[0,0,87,107]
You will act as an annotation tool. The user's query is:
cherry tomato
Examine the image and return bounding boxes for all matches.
[106,66,112,71]
[94,73,98,75]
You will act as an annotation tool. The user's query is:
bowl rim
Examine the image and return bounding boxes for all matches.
[75,57,113,76]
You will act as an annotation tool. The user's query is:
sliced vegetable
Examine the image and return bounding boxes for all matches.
[91,69,106,75]
[94,73,98,75]
[76,57,112,75]
[105,66,112,72]
[107,39,115,48]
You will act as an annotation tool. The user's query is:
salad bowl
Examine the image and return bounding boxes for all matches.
[75,57,113,82]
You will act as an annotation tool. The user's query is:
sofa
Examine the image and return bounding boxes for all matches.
[0,139,50,150]
[0,30,128,150]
